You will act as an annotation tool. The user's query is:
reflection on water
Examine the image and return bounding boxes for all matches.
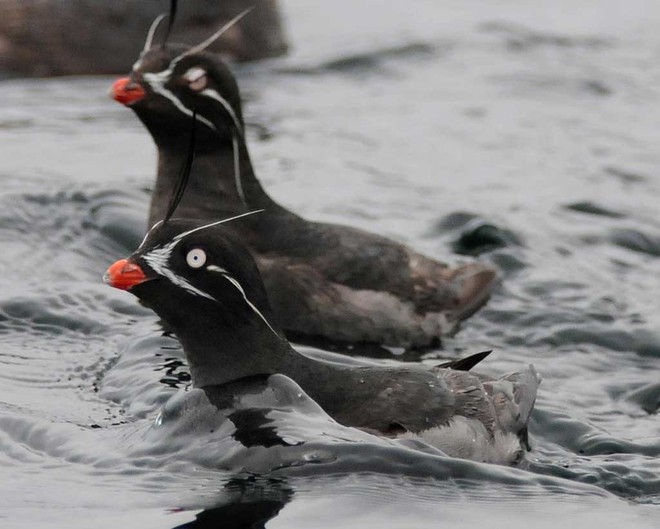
[0,0,659,527]
[173,478,292,529]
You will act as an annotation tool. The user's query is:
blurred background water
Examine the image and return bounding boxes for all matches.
[0,0,659,527]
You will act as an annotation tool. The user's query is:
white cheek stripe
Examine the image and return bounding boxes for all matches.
[199,87,245,204]
[208,265,280,338]
[142,242,215,301]
[232,133,245,204]
[136,211,273,324]
[207,265,229,274]
[200,88,243,135]
[139,249,280,338]
[142,71,217,133]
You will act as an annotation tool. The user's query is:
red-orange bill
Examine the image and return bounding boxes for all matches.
[111,77,146,105]
[104,259,150,290]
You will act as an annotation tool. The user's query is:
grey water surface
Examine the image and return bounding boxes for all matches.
[0,1,659,527]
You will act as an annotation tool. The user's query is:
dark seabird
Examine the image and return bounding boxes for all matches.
[105,216,538,464]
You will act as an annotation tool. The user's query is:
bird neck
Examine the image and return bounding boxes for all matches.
[169,299,362,416]
[149,135,277,227]
[171,300,299,389]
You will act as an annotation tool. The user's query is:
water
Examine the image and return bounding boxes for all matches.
[1,0,659,527]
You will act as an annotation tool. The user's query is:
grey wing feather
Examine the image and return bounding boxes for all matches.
[483,365,540,434]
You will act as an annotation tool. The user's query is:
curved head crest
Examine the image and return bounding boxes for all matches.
[162,106,197,224]
[141,0,178,54]
[178,7,255,59]
[163,0,178,45]
[155,105,263,231]
[142,14,167,54]
[136,3,259,223]
[141,3,254,59]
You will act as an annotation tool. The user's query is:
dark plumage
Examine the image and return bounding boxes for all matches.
[105,219,538,464]
[110,43,498,349]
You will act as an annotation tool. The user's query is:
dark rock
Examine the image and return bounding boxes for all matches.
[0,0,288,77]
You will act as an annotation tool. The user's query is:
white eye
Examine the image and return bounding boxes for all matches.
[183,67,207,92]
[186,248,207,269]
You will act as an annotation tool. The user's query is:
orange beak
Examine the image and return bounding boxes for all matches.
[111,77,146,105]
[104,259,151,290]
